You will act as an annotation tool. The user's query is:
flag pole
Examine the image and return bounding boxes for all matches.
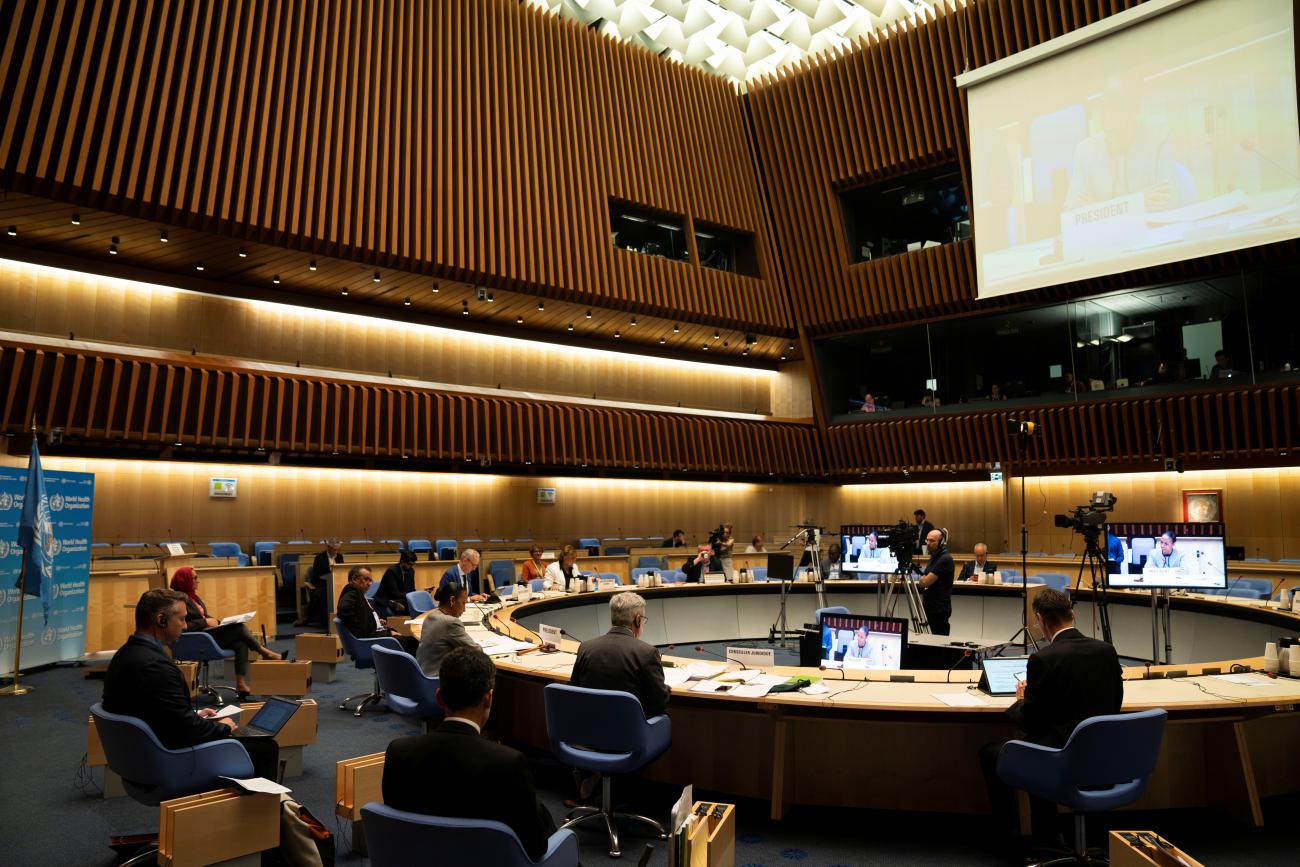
[0,420,36,696]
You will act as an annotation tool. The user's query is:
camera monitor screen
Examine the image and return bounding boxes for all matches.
[1106,530,1226,589]
[820,614,907,671]
[841,532,901,574]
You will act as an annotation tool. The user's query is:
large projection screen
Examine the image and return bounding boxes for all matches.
[962,0,1300,300]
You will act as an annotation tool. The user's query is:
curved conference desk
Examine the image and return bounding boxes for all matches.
[474,581,1300,826]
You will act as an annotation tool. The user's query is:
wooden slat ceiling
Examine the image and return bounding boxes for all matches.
[0,193,797,365]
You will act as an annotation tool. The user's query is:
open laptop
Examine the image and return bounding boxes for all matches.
[978,657,1029,696]
[233,696,302,738]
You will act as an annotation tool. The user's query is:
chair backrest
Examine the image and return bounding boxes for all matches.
[814,605,849,624]
[1223,585,1268,599]
[408,539,433,555]
[1061,710,1167,788]
[1024,576,1046,585]
[544,684,652,756]
[362,803,562,867]
[1236,578,1273,595]
[660,570,685,584]
[372,646,441,717]
[578,538,600,555]
[252,541,279,566]
[630,567,656,583]
[597,572,620,585]
[1130,537,1155,563]
[604,546,628,556]
[487,560,516,590]
[209,542,250,566]
[529,578,546,592]
[637,555,666,569]
[334,619,401,669]
[172,630,234,662]
[405,590,435,615]
[751,567,768,581]
[365,580,381,599]
[90,703,253,805]
[1244,557,1269,563]
[1035,573,1070,591]
[1278,558,1300,565]
[435,539,457,560]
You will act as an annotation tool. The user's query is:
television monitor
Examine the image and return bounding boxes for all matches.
[820,614,907,671]
[1107,529,1226,589]
[841,532,900,574]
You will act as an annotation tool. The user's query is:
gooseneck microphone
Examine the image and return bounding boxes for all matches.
[560,627,587,643]
[945,649,973,684]
[666,643,749,670]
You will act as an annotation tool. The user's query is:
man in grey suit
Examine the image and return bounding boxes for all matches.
[417,580,479,676]
[571,591,669,719]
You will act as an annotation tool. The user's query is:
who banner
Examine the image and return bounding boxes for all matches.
[0,467,94,676]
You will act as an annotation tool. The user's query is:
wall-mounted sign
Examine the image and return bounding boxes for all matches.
[209,477,238,498]
[537,487,556,505]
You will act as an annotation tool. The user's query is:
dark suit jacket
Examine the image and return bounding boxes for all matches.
[374,564,415,614]
[439,564,481,596]
[1008,627,1124,748]
[571,626,670,718]
[336,583,383,639]
[180,595,210,631]
[958,559,998,582]
[383,719,553,861]
[914,520,935,553]
[309,550,343,587]
[102,634,233,749]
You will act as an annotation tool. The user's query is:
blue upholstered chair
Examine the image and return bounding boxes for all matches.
[630,567,657,584]
[1220,585,1268,599]
[1233,578,1273,598]
[171,631,239,705]
[334,618,402,716]
[1024,576,1046,585]
[408,539,433,558]
[751,567,768,582]
[209,542,250,566]
[361,803,579,867]
[660,570,685,584]
[435,539,458,560]
[372,646,442,730]
[529,578,546,592]
[1244,557,1269,563]
[1035,573,1071,592]
[578,538,601,556]
[405,590,435,615]
[597,572,621,586]
[487,560,516,592]
[1279,558,1300,565]
[543,684,671,858]
[814,605,849,624]
[604,546,628,556]
[997,710,1167,863]
[252,541,278,566]
[636,555,667,569]
[91,703,256,867]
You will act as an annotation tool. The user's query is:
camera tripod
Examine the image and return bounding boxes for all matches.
[877,553,930,634]
[769,524,828,647]
[1074,530,1113,645]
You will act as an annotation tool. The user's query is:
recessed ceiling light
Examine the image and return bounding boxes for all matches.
[537,300,545,311]
[713,331,720,340]
[431,283,439,293]
[702,344,709,351]
[585,309,592,319]
[516,315,524,324]
[108,236,120,254]
[487,291,495,302]
[238,248,248,258]
[404,297,412,306]
[672,324,679,333]
[70,214,81,225]
[195,262,205,271]
[788,343,795,351]
[780,355,787,361]
[659,337,666,344]
[272,275,281,284]
[630,316,637,326]
[341,288,349,296]
[5,226,16,237]
[373,271,381,282]
[613,330,621,338]
[567,323,574,332]
[308,260,317,271]
[159,229,168,243]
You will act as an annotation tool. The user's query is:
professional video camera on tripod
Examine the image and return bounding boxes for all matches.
[1054,491,1117,644]
[874,519,931,633]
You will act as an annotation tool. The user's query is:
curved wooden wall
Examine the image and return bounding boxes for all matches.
[746,0,1299,336]
[0,0,789,331]
[0,340,819,477]
[823,384,1300,477]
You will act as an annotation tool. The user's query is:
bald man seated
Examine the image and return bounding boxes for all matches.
[958,543,997,582]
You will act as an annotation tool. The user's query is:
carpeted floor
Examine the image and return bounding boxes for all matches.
[2,637,1296,866]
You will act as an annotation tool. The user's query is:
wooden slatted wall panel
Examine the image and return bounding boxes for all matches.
[746,0,1298,336]
[0,341,819,477]
[0,0,790,332]
[822,385,1300,476]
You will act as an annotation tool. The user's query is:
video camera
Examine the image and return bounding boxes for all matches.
[877,520,919,566]
[1054,491,1117,546]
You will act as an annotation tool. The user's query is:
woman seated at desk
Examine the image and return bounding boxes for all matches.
[521,544,549,586]
[170,566,281,699]
[543,544,583,591]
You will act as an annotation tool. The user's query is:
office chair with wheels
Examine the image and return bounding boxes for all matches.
[171,631,239,705]
[361,803,579,867]
[91,703,255,867]
[334,619,402,716]
[372,645,442,731]
[543,684,671,858]
[997,709,1167,865]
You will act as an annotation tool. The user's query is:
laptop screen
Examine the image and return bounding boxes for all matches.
[980,657,1029,695]
[246,697,301,735]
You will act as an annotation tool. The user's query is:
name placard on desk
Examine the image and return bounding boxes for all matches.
[727,646,774,667]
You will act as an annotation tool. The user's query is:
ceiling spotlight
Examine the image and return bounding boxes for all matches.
[5,226,16,237]
[431,283,439,293]
[308,260,317,271]
[272,274,281,284]
[404,297,412,306]
[630,316,637,326]
[713,331,720,340]
[567,323,574,332]
[585,309,592,319]
[487,291,494,302]
[613,330,621,338]
[70,214,81,225]
[672,324,680,333]
[659,337,666,345]
[702,344,709,351]
[516,315,524,324]
[788,343,795,351]
[537,300,544,311]
[372,271,381,282]
[780,355,787,361]
[238,248,248,258]
[195,261,205,271]
[742,347,749,355]
[461,301,469,315]
[340,288,349,296]
[159,229,168,243]
[108,236,120,254]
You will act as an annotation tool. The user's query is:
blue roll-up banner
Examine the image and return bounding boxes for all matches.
[0,467,94,676]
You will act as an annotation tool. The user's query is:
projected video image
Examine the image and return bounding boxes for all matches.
[968,0,1300,298]
[1107,530,1227,589]
[841,532,900,574]
[821,615,906,671]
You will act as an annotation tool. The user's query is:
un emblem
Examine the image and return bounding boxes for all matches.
[0,492,12,511]
[50,493,65,512]
[0,539,9,558]
[48,537,62,557]
[42,627,56,645]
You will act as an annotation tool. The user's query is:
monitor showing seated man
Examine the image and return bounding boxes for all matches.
[841,531,899,575]
[820,614,907,671]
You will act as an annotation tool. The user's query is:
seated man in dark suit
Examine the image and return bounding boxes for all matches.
[382,647,556,860]
[571,591,669,719]
[103,588,280,780]
[958,542,997,581]
[438,548,487,603]
[336,565,418,653]
[980,588,1124,848]
[679,544,713,583]
[373,549,418,617]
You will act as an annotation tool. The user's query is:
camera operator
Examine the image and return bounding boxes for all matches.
[915,530,955,635]
[709,523,735,581]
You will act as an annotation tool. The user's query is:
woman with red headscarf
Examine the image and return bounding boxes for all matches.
[170,566,281,698]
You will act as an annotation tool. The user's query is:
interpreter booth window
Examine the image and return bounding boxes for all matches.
[819,265,1293,423]
[694,220,760,277]
[839,163,970,264]
[609,199,691,263]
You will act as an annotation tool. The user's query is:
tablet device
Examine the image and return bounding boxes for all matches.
[235,696,301,738]
[979,657,1029,696]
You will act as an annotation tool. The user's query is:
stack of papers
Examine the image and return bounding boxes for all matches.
[219,611,255,626]
[475,635,536,656]
[220,776,292,795]
[663,668,692,688]
[682,662,727,680]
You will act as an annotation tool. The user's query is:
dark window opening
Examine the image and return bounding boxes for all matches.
[610,199,691,263]
[694,220,760,277]
[839,164,970,264]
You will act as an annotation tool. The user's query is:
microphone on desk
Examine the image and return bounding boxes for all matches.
[818,664,846,680]
[666,644,749,670]
[945,649,973,684]
[559,627,587,644]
